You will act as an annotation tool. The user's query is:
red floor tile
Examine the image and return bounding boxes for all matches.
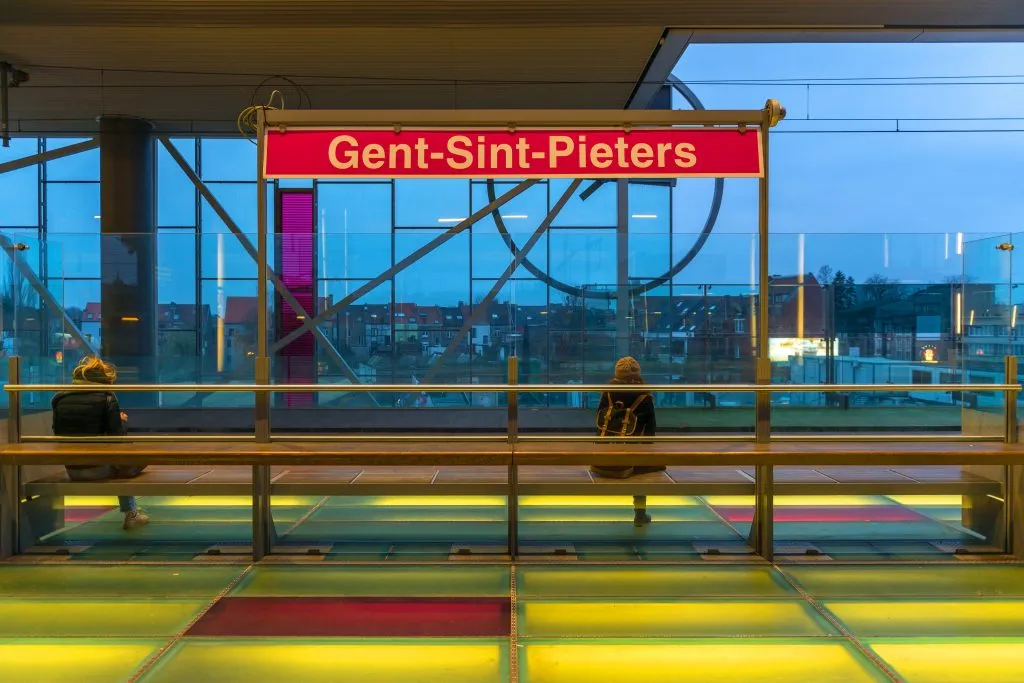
[187,597,511,637]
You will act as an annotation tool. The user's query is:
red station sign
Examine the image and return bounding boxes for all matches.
[263,128,763,179]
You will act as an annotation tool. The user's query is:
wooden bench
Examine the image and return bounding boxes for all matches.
[7,440,1018,499]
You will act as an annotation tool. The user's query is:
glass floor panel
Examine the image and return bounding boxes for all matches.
[231,565,510,597]
[826,600,1024,637]
[517,566,796,598]
[520,600,835,637]
[868,640,1024,683]
[139,639,511,683]
[786,565,1024,598]
[0,599,207,637]
[0,639,165,683]
[519,640,888,683]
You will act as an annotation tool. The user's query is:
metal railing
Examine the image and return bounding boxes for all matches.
[4,355,1021,445]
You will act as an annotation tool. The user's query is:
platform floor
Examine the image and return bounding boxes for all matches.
[27,493,994,561]
[2,563,1024,682]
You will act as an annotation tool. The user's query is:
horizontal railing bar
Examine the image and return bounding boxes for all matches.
[263,108,771,128]
[20,435,258,443]
[5,382,1019,394]
[772,433,1004,443]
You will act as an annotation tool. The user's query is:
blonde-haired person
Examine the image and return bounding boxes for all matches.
[52,357,149,530]
[591,356,665,527]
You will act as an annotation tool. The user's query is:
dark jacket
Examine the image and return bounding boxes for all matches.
[596,387,657,437]
[52,385,126,471]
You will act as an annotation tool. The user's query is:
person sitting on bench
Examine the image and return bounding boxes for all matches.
[52,356,150,531]
[590,356,665,526]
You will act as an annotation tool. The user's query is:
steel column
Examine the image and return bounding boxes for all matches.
[252,357,272,560]
[253,109,272,561]
[755,103,773,444]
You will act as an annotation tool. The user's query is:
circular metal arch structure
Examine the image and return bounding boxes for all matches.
[484,78,724,300]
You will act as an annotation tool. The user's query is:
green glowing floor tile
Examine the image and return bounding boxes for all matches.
[786,565,1024,598]
[521,521,740,542]
[828,600,1024,637]
[521,639,887,683]
[309,507,507,523]
[517,566,795,598]
[0,639,164,683]
[0,599,207,637]
[140,639,509,683]
[285,520,504,543]
[231,565,510,597]
[869,639,1024,683]
[520,507,722,523]
[0,565,243,597]
[53,520,254,543]
[520,600,834,637]
[774,522,963,541]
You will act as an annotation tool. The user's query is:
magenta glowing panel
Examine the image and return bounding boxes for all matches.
[276,190,316,407]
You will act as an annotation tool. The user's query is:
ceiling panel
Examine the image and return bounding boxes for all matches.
[1,1,1021,133]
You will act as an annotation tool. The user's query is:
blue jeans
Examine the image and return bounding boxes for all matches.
[65,465,146,513]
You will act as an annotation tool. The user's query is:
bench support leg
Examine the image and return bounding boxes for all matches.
[507,463,519,560]
[749,464,774,561]
[252,465,273,560]
[0,465,19,559]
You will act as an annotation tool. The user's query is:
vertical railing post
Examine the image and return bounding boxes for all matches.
[251,107,274,562]
[751,104,775,560]
[1003,356,1019,556]
[1,356,23,558]
[507,355,519,560]
[1004,355,1018,444]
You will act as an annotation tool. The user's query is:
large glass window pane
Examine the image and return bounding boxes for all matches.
[394,230,469,305]
[200,138,257,181]
[0,138,40,227]
[45,183,100,233]
[318,182,392,233]
[471,181,548,278]
[201,182,256,233]
[45,138,99,181]
[550,178,617,227]
[158,230,197,304]
[200,231,256,279]
[47,233,100,279]
[200,279,258,385]
[628,181,670,278]
[549,229,616,286]
[158,138,198,226]
[318,232,391,280]
[394,179,468,227]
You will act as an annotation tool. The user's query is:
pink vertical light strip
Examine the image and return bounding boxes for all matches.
[277,190,316,407]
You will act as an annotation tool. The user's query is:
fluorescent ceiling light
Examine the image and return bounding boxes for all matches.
[631,214,658,219]
[501,214,528,219]
[437,217,466,223]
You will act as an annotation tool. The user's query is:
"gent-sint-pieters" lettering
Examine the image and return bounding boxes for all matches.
[327,133,697,172]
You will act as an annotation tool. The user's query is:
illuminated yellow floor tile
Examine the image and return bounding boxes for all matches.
[141,640,508,683]
[0,640,162,683]
[0,599,206,637]
[368,496,505,507]
[887,495,963,507]
[520,496,699,507]
[828,601,1024,637]
[521,601,832,637]
[787,565,1024,597]
[870,640,1024,683]
[521,640,886,683]
[518,566,794,598]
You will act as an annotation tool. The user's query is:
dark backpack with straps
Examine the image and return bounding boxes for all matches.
[596,392,651,438]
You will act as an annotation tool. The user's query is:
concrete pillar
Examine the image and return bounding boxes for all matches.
[99,116,157,401]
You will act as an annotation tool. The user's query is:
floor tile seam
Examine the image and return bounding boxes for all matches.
[693,496,752,546]
[510,564,519,683]
[277,497,333,538]
[771,564,905,683]
[126,563,255,683]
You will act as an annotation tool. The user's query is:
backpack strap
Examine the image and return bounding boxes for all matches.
[596,392,615,437]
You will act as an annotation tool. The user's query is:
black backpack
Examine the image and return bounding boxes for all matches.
[596,392,651,438]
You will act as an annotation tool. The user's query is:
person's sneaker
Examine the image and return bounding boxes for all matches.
[123,510,150,531]
[633,511,652,527]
